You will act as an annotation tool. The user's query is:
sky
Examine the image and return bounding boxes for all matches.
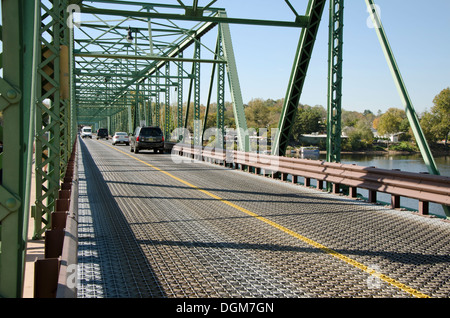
[71,0,450,115]
[218,0,450,114]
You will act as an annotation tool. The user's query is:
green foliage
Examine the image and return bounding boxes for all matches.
[422,87,450,145]
[376,107,407,136]
[388,141,418,152]
[342,110,363,128]
[290,105,326,141]
[201,89,447,152]
[420,111,440,143]
[244,98,280,130]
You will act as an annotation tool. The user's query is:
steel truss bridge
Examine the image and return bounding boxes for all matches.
[0,0,449,298]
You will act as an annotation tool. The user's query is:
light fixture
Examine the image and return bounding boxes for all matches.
[126,26,133,43]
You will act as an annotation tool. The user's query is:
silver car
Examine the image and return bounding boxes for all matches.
[112,132,129,146]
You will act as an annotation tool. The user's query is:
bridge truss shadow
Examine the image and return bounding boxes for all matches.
[77,139,166,298]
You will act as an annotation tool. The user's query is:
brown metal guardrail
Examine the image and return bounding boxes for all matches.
[34,140,78,298]
[172,144,450,216]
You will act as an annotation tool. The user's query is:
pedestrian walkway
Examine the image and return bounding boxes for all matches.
[22,163,45,298]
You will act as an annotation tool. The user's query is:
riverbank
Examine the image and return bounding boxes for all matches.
[322,150,450,156]
[320,144,450,156]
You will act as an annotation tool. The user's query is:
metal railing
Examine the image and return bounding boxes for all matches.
[172,144,450,216]
[34,140,78,298]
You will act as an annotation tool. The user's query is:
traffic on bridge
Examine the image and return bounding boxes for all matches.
[0,0,449,302]
[73,137,450,298]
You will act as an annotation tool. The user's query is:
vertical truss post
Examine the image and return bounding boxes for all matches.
[202,34,221,141]
[365,0,448,217]
[202,56,216,139]
[155,72,161,127]
[147,13,154,56]
[136,82,141,127]
[127,93,133,133]
[121,110,126,133]
[133,84,139,131]
[0,0,36,297]
[148,79,153,126]
[34,0,67,239]
[59,0,70,180]
[184,62,195,131]
[193,40,202,146]
[216,25,226,149]
[111,114,115,134]
[143,100,148,126]
[117,112,120,134]
[177,52,184,134]
[122,110,126,133]
[148,94,153,126]
[69,23,77,145]
[326,0,344,164]
[273,0,327,156]
[218,11,249,152]
[165,63,171,140]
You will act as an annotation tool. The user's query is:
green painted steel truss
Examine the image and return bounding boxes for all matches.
[0,0,446,298]
[72,1,247,149]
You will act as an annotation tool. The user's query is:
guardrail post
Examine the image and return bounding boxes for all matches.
[305,178,311,187]
[317,180,323,190]
[349,186,357,198]
[419,201,429,216]
[391,195,400,209]
[34,258,61,298]
[332,183,340,194]
[368,190,377,203]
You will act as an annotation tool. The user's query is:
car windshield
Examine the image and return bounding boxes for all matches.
[83,128,91,132]
[140,128,162,137]
[115,132,127,136]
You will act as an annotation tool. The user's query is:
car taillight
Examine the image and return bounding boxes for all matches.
[136,136,139,141]
[162,136,164,142]
[125,136,128,139]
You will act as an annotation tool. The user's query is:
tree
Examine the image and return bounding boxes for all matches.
[244,98,278,130]
[376,107,406,136]
[355,119,374,144]
[363,109,376,123]
[420,111,439,143]
[342,118,374,150]
[342,110,363,128]
[431,87,450,145]
[290,105,323,141]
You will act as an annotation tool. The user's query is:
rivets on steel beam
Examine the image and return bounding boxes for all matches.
[6,197,17,209]
[6,89,17,99]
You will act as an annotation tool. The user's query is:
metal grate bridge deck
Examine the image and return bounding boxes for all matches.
[76,138,450,298]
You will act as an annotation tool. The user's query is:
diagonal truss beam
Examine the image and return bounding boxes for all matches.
[273,0,327,156]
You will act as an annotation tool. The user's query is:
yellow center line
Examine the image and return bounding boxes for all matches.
[99,141,431,298]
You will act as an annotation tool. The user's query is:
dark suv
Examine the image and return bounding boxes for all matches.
[97,128,109,140]
[130,126,164,153]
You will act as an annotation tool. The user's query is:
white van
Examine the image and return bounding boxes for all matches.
[81,126,92,139]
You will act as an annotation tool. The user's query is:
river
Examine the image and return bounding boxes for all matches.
[294,152,450,218]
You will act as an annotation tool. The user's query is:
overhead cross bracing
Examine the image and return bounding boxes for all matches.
[73,1,223,133]
[72,0,313,149]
